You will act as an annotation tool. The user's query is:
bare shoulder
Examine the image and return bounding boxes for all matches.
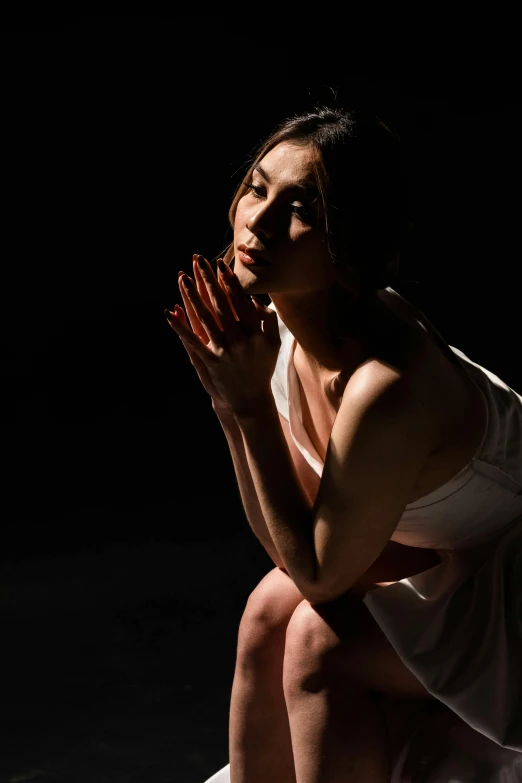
[342,356,439,442]
[350,288,487,499]
[351,294,432,398]
[342,296,448,449]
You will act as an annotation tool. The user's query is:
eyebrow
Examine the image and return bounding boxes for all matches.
[254,164,319,196]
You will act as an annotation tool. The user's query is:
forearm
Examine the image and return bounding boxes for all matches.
[216,409,441,601]
[215,408,286,569]
[235,397,317,597]
[347,541,443,596]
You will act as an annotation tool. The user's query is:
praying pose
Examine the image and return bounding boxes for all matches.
[165,107,522,782]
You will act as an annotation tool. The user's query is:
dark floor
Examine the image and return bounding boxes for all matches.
[0,527,271,783]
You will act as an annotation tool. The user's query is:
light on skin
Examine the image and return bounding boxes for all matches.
[233,141,382,381]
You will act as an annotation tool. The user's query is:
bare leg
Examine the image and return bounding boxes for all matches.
[229,567,304,783]
[229,630,297,783]
[285,678,390,783]
[282,595,436,783]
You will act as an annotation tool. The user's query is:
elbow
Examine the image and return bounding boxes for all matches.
[303,569,361,606]
[283,554,360,606]
[300,581,347,606]
[305,583,365,606]
[304,587,349,606]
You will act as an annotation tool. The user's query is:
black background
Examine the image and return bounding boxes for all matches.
[3,18,520,556]
[1,15,521,782]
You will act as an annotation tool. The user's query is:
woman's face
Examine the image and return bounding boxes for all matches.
[233,142,336,296]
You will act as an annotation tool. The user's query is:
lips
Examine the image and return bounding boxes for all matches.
[237,244,269,265]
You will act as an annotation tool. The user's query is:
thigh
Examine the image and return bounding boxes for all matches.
[285,592,436,701]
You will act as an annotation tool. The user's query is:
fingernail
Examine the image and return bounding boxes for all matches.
[197,255,206,269]
[164,308,173,321]
[217,259,226,274]
[183,276,193,288]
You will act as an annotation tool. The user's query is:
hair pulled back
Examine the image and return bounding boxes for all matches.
[224,106,410,294]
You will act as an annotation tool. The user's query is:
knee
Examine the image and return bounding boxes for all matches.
[283,600,350,696]
[236,567,304,664]
[284,600,332,665]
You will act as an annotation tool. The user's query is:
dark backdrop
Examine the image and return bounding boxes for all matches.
[2,18,520,559]
[1,16,521,783]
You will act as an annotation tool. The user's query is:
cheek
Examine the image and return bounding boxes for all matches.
[234,202,248,233]
[294,234,334,279]
[289,226,325,256]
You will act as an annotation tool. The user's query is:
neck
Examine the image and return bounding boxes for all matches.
[270,283,377,378]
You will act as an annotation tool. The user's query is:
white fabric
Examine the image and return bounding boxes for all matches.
[202,297,522,782]
[265,295,522,775]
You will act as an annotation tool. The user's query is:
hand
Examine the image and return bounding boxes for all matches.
[164,255,232,414]
[165,254,281,416]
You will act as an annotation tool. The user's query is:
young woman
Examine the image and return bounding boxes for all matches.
[165,107,522,782]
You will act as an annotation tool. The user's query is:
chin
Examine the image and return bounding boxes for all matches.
[238,279,267,297]
[234,265,266,293]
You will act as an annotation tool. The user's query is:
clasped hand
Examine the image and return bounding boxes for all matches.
[165,254,281,416]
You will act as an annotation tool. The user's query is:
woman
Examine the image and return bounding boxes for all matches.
[165,107,522,782]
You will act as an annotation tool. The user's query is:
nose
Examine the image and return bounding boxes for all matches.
[246,200,278,241]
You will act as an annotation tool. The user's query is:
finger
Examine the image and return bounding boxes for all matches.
[175,318,202,365]
[217,261,261,329]
[175,314,206,367]
[218,269,239,321]
[250,296,266,315]
[178,271,209,344]
[196,255,241,337]
[165,306,217,361]
[168,308,221,395]
[175,304,232,364]
[171,302,191,332]
[180,275,227,347]
[192,254,219,320]
[182,334,210,375]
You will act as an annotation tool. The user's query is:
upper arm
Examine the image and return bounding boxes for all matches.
[308,363,438,604]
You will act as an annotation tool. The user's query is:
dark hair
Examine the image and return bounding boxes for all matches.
[221,105,410,293]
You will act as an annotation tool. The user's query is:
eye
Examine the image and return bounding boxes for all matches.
[291,202,314,223]
[242,182,265,199]
[242,181,318,225]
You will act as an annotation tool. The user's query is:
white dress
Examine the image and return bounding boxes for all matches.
[200,293,522,783]
[270,293,522,772]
